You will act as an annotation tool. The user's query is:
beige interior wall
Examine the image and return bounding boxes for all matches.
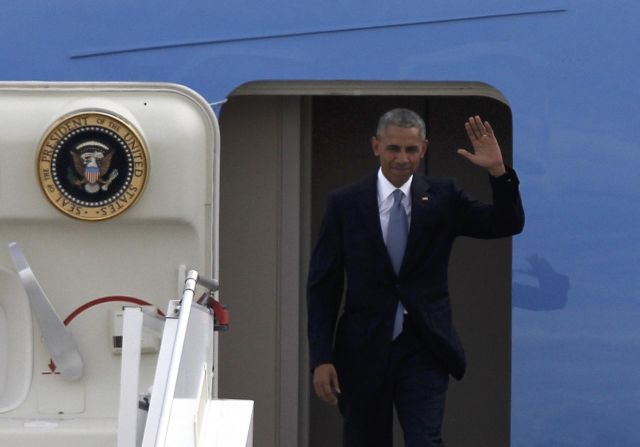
[218,95,303,447]
[219,96,280,446]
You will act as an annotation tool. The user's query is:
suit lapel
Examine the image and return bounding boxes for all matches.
[356,174,396,276]
[401,175,432,274]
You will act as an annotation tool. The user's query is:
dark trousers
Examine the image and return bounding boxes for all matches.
[339,319,449,447]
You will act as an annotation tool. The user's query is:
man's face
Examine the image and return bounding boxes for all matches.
[371,125,427,187]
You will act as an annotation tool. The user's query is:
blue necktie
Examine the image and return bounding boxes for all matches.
[387,189,408,339]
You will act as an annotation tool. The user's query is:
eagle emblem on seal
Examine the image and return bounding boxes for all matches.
[68,141,120,194]
[37,111,149,221]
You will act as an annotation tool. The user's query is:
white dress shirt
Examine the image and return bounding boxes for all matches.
[376,168,412,244]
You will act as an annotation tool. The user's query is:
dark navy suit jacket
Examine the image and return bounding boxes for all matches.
[307,168,524,391]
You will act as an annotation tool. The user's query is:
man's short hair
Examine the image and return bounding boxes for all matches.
[376,108,427,139]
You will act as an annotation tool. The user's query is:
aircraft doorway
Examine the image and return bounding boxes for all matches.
[218,83,513,447]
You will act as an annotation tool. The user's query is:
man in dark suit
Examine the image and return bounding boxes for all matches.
[307,108,524,446]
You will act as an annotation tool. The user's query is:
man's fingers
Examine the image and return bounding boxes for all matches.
[473,115,488,135]
[322,383,338,405]
[313,364,340,406]
[457,148,475,162]
[484,120,494,136]
[316,380,337,405]
[330,368,341,394]
[466,116,494,140]
[464,122,476,141]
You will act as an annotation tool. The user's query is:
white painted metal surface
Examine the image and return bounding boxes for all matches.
[118,307,144,447]
[8,242,84,381]
[0,266,32,413]
[200,400,254,447]
[136,271,252,446]
[0,82,218,446]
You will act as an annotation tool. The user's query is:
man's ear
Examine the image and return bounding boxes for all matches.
[421,139,429,158]
[371,136,380,157]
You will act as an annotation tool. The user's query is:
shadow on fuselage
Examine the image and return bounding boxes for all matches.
[513,255,570,311]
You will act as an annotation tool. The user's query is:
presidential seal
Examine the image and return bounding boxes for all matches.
[37,111,149,221]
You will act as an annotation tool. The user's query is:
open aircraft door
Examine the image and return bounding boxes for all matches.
[0,82,252,446]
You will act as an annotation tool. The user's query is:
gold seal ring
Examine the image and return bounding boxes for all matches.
[37,111,149,221]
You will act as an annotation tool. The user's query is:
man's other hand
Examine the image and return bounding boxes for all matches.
[313,363,341,406]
